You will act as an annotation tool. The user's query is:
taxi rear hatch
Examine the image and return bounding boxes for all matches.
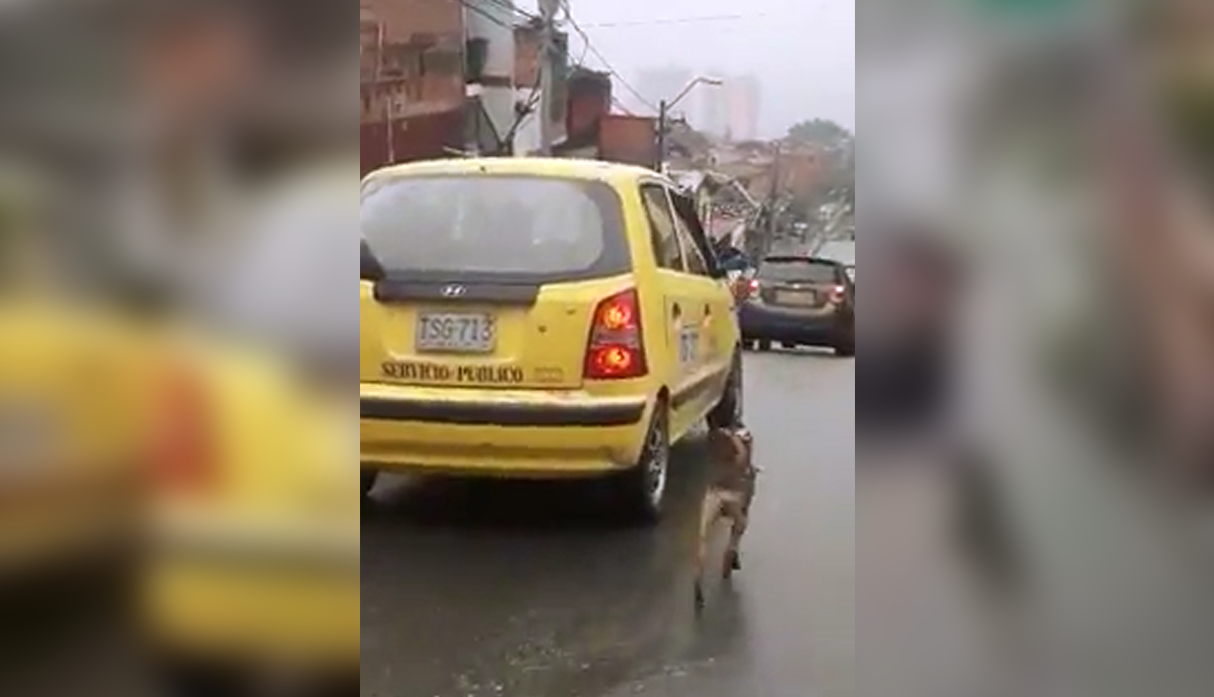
[359,173,632,391]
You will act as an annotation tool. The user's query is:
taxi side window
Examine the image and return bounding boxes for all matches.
[640,184,686,272]
[667,190,711,277]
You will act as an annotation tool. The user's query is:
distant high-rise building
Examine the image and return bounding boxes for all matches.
[633,68,758,141]
[724,75,761,142]
[634,67,692,116]
[693,67,729,138]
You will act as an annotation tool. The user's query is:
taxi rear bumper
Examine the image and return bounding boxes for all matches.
[360,394,645,427]
[145,510,359,667]
[359,384,653,476]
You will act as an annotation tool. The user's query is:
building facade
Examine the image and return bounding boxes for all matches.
[509,21,568,155]
[359,0,466,174]
[724,75,761,142]
[359,0,466,121]
[694,67,729,138]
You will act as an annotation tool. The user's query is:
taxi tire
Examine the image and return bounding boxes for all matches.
[154,656,252,697]
[361,470,379,499]
[614,403,670,525]
[707,352,744,429]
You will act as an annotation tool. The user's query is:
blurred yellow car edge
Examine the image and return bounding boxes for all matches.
[0,300,151,580]
[141,329,358,682]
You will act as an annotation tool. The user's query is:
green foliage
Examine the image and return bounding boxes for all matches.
[786,119,853,150]
[1161,77,1214,197]
[785,119,855,215]
[970,0,1088,17]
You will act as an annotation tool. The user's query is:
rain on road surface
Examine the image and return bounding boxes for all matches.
[361,351,856,697]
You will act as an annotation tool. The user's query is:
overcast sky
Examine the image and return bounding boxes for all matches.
[523,0,855,138]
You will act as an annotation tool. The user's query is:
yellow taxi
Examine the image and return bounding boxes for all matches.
[141,160,357,691]
[0,175,148,582]
[0,300,148,580]
[143,333,358,690]
[360,158,744,521]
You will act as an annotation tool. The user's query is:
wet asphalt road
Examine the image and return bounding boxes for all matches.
[361,350,856,697]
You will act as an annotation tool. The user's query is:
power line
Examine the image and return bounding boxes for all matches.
[480,0,539,24]
[562,2,591,70]
[502,74,542,152]
[610,96,636,117]
[559,1,658,114]
[580,13,769,29]
[452,0,517,32]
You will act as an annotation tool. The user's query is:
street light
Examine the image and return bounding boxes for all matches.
[657,76,724,171]
[669,76,724,111]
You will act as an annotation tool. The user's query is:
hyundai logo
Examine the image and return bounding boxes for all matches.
[441,285,466,298]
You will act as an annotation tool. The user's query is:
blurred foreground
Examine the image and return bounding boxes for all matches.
[862,0,1214,695]
[1,2,354,696]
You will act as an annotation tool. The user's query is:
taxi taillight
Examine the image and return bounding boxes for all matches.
[584,288,648,380]
[148,366,216,497]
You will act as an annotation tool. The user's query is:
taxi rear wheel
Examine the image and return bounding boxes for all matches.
[613,402,670,525]
[707,351,744,429]
[361,470,379,499]
[154,656,251,697]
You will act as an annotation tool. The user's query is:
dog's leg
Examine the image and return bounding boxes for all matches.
[694,493,724,610]
[722,499,749,578]
[723,518,748,578]
[694,532,707,612]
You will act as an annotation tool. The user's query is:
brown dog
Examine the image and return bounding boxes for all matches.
[694,426,759,609]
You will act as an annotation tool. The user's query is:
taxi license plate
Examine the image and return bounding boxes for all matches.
[776,291,816,306]
[416,313,496,354]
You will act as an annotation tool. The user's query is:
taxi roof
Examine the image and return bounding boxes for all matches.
[363,157,666,187]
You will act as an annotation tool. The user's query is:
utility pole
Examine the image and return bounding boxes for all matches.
[655,100,667,172]
[765,142,782,255]
[537,0,562,155]
[375,20,396,165]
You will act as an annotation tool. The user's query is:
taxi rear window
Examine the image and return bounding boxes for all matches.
[758,259,838,284]
[360,175,629,282]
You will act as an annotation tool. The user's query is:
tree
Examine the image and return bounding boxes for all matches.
[783,120,855,222]
[786,119,853,151]
[839,139,855,210]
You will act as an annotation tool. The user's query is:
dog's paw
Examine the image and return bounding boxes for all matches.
[722,550,741,579]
